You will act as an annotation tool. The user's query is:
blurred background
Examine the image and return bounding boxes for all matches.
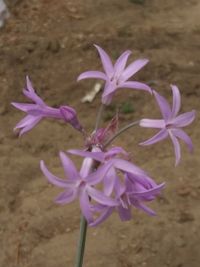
[0,0,199,266]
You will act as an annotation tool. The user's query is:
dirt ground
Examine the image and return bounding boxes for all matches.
[0,0,200,266]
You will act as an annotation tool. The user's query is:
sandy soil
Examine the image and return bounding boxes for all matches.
[0,0,200,266]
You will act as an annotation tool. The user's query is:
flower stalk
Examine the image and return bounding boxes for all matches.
[74,215,88,267]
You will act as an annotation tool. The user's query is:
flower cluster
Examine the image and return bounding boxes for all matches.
[12,45,195,226]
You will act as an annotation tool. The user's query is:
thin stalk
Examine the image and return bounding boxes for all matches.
[74,215,88,267]
[94,104,105,131]
[103,120,140,148]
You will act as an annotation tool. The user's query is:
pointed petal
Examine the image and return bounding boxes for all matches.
[172,110,196,127]
[59,152,79,180]
[139,119,165,129]
[94,44,114,77]
[128,182,165,198]
[89,207,113,227]
[11,102,38,112]
[86,162,113,185]
[171,129,193,153]
[40,160,74,188]
[79,190,93,223]
[103,167,117,196]
[55,189,77,204]
[169,132,181,166]
[24,77,45,105]
[87,186,117,206]
[153,90,172,121]
[111,158,147,176]
[140,129,168,146]
[68,149,105,162]
[114,50,132,77]
[121,59,149,81]
[77,71,107,81]
[171,85,181,117]
[121,81,152,93]
[134,202,156,216]
[117,205,132,221]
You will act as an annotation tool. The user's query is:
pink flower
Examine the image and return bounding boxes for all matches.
[78,45,152,105]
[12,76,83,135]
[140,85,196,165]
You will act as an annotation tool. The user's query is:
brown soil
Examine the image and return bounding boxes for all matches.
[0,0,200,266]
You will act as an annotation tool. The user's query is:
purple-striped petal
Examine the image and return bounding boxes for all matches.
[79,190,93,223]
[114,50,132,77]
[94,45,114,77]
[87,186,117,206]
[59,152,79,180]
[172,110,196,127]
[139,119,165,129]
[171,85,181,117]
[121,81,152,93]
[171,128,193,153]
[55,189,77,204]
[40,160,74,188]
[121,59,149,81]
[169,132,181,166]
[77,71,107,81]
[153,90,172,121]
[139,129,168,146]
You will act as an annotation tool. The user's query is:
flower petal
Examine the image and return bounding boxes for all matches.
[139,129,168,146]
[79,190,93,223]
[171,84,181,117]
[24,76,45,106]
[117,205,132,221]
[121,59,149,81]
[153,90,172,121]
[172,110,196,127]
[68,149,105,162]
[121,81,152,93]
[128,182,165,198]
[59,152,79,180]
[169,132,181,166]
[111,158,147,176]
[133,201,156,216]
[55,189,77,204]
[94,44,114,77]
[87,186,117,206]
[114,50,132,77]
[139,119,165,129]
[77,71,107,81]
[40,160,74,188]
[171,128,193,153]
[103,167,117,196]
[90,206,113,227]
[11,102,38,112]
[86,162,113,185]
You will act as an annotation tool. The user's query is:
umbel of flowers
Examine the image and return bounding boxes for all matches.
[12,45,195,266]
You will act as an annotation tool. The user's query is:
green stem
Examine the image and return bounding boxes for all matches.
[94,104,105,131]
[103,120,140,148]
[74,215,88,267]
